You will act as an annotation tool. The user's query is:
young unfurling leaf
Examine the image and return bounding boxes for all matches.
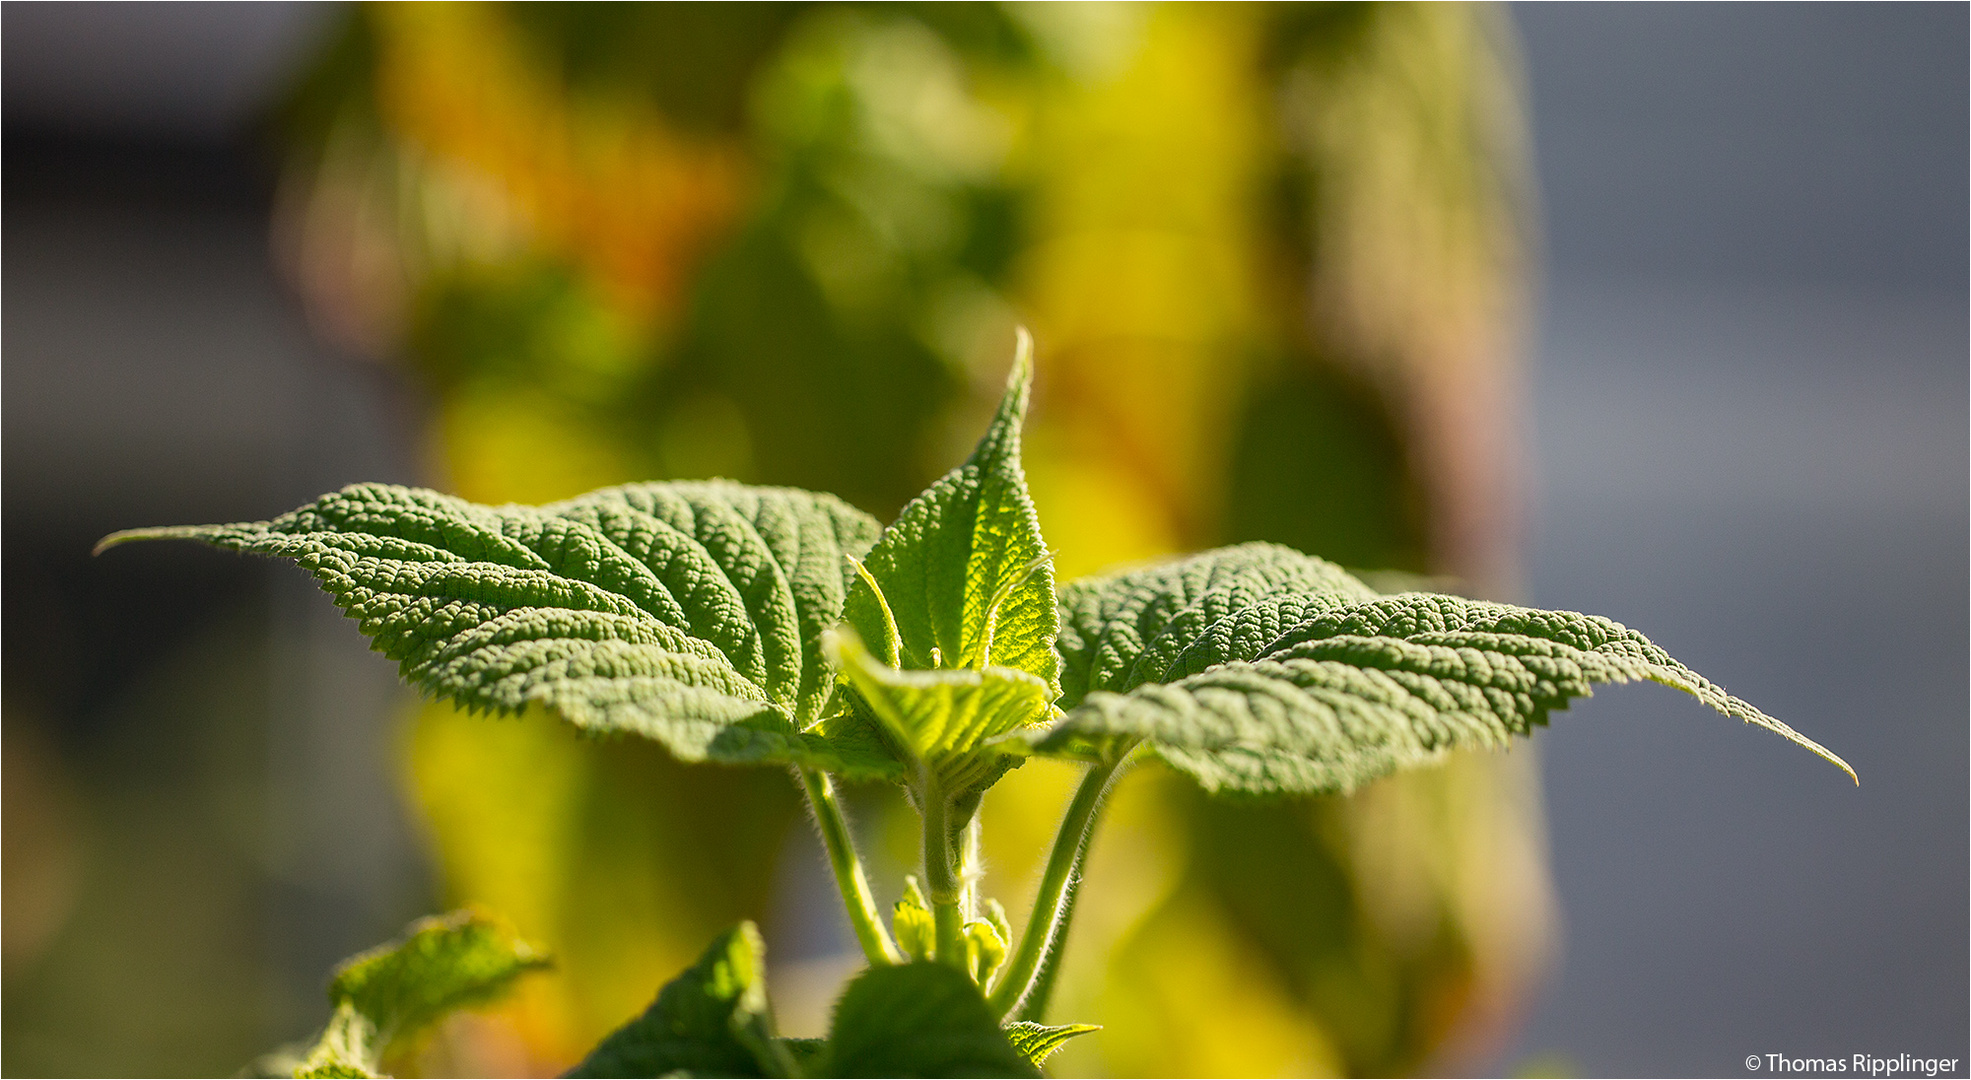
[892,876,936,962]
[1029,543,1856,794]
[964,901,1010,984]
[827,628,1053,793]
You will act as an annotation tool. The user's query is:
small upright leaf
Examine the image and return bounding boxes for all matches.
[820,962,1039,1078]
[99,481,901,778]
[568,921,793,1079]
[844,330,1061,693]
[294,908,549,1078]
[964,906,1009,985]
[1002,1022,1100,1068]
[1033,544,1854,794]
[893,876,936,962]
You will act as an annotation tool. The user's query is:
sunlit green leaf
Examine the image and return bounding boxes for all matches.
[99,480,899,777]
[843,333,1061,693]
[1054,542,1378,710]
[1035,544,1855,793]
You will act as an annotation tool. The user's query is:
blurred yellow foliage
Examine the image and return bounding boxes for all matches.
[279,4,1550,1075]
[369,3,749,326]
[1018,2,1266,572]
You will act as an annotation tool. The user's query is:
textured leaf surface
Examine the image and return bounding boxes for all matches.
[828,630,1052,790]
[1002,1022,1099,1067]
[101,480,901,777]
[567,922,789,1079]
[820,962,1038,1078]
[1036,544,1854,794]
[1054,542,1378,709]
[844,333,1061,694]
[296,909,549,1077]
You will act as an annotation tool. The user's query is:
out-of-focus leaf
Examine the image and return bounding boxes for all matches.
[293,909,549,1078]
[819,963,1037,1078]
[781,1038,829,1072]
[566,922,790,1079]
[406,702,805,1069]
[1224,361,1427,573]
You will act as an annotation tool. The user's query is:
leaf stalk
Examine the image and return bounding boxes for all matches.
[798,767,901,966]
[989,756,1124,1019]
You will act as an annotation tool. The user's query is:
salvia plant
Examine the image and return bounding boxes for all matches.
[100,331,1852,1078]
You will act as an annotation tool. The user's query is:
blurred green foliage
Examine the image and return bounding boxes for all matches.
[273,3,1545,1075]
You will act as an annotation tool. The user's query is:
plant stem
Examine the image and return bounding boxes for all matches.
[798,767,901,966]
[921,785,970,970]
[961,815,983,920]
[988,757,1122,1018]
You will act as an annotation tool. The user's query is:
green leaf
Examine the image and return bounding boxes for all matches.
[99,480,902,779]
[567,921,794,1079]
[780,1038,829,1072]
[1034,543,1855,794]
[294,908,550,1078]
[820,962,1039,1078]
[1002,1022,1099,1068]
[1054,542,1379,710]
[827,629,1053,790]
[843,331,1061,695]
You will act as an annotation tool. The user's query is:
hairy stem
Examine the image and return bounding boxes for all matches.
[988,758,1123,1018]
[798,767,900,966]
[961,815,984,920]
[921,786,970,970]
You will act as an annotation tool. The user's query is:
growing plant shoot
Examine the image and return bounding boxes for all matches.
[99,330,1852,1078]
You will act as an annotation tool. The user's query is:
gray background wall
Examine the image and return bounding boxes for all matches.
[1501,4,1967,1075]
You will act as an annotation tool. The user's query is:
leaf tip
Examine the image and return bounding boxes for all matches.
[1742,705,1858,786]
[92,526,181,555]
[989,326,1036,435]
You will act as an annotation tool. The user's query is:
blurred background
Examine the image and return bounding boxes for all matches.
[2,3,1962,1077]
